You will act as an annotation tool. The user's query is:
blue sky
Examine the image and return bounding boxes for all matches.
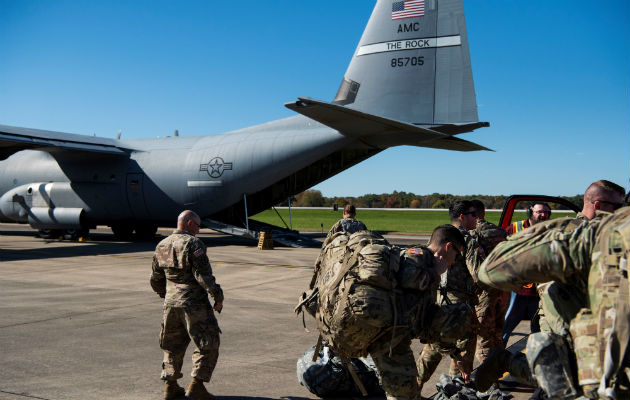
[1,1,628,197]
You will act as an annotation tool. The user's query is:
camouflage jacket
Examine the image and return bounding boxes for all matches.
[324,218,367,244]
[439,226,483,305]
[536,211,607,333]
[477,212,613,293]
[472,219,507,255]
[150,230,223,307]
[478,207,630,397]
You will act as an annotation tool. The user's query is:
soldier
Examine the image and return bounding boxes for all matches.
[417,200,482,389]
[537,180,626,334]
[469,200,508,363]
[371,224,469,400]
[303,224,471,400]
[475,204,629,399]
[325,204,367,243]
[150,210,224,400]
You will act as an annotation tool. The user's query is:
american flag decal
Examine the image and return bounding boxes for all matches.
[392,0,425,20]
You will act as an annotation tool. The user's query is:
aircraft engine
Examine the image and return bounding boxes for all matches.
[0,182,85,229]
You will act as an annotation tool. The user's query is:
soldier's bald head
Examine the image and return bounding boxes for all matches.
[178,210,201,233]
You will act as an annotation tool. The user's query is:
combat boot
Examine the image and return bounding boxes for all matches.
[164,380,185,400]
[473,347,511,392]
[186,378,216,400]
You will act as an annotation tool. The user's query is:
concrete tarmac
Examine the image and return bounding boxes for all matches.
[0,224,534,400]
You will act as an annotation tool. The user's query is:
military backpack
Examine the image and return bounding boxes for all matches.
[312,230,400,359]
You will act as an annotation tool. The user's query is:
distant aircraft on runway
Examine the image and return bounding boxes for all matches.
[0,0,489,240]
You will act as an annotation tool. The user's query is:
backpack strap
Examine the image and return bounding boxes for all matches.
[312,334,323,362]
[342,357,368,396]
[294,288,319,332]
[323,244,361,296]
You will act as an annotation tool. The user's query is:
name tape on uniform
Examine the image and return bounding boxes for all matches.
[357,35,461,56]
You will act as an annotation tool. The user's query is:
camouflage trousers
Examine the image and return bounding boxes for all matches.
[475,289,509,363]
[416,333,476,384]
[417,304,477,384]
[159,303,220,382]
[370,335,419,400]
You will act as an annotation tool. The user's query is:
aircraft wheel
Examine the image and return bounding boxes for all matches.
[38,229,63,239]
[111,224,134,240]
[63,228,89,241]
[135,224,158,240]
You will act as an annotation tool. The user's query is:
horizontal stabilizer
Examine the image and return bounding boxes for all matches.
[429,122,490,135]
[0,124,130,160]
[420,136,492,152]
[285,97,490,151]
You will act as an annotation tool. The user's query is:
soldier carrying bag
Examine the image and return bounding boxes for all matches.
[295,230,475,396]
[524,209,630,399]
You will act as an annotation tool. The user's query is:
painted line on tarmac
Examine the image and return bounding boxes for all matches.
[97,254,312,269]
[0,390,51,399]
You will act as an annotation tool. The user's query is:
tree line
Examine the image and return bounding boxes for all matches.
[281,190,584,210]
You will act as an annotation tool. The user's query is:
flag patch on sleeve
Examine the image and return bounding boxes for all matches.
[407,248,423,255]
[194,248,205,257]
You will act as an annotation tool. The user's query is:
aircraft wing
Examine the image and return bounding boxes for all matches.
[0,124,131,160]
[285,97,491,151]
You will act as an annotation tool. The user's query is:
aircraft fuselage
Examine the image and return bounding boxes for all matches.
[0,115,353,228]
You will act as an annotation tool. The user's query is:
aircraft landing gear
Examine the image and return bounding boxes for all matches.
[38,229,63,239]
[62,228,89,241]
[38,228,89,240]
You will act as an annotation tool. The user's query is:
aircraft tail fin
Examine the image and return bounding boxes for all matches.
[286,97,490,151]
[333,0,481,129]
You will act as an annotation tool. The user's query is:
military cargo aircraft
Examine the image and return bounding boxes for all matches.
[0,0,489,241]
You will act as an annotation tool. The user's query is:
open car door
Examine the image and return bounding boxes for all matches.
[498,195,581,230]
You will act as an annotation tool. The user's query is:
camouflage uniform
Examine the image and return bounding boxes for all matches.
[313,217,369,287]
[371,334,421,400]
[371,245,475,400]
[324,217,367,244]
[417,227,481,383]
[477,207,630,399]
[150,229,224,383]
[306,231,475,400]
[536,212,589,334]
[470,219,508,363]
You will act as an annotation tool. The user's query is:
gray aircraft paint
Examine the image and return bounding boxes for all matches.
[335,0,477,125]
[0,0,488,236]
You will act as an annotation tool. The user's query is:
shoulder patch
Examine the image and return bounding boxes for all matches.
[194,248,205,257]
[407,248,424,255]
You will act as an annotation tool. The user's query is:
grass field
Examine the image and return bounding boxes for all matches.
[251,209,577,235]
